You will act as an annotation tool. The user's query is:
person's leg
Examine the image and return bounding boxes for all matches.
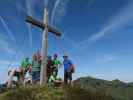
[64,71,68,85]
[32,71,36,84]
[47,73,50,83]
[47,68,52,83]
[68,72,72,85]
[20,68,24,82]
[35,71,40,84]
[55,68,58,78]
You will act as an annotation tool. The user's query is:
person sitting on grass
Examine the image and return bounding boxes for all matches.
[7,69,20,88]
[48,71,63,87]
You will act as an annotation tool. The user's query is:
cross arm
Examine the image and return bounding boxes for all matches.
[25,16,62,36]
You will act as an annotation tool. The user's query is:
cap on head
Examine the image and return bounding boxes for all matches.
[63,53,68,58]
[54,53,58,58]
[48,56,52,60]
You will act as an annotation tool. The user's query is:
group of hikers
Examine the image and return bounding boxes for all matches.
[6,52,75,88]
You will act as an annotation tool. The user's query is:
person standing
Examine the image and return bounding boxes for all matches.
[52,54,61,78]
[63,54,75,85]
[32,54,41,84]
[46,56,54,82]
[20,57,31,82]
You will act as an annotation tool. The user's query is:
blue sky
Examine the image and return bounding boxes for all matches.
[0,0,133,83]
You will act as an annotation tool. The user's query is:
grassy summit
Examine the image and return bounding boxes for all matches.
[1,76,133,100]
[0,85,113,100]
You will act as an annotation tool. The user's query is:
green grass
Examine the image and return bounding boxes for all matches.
[0,85,113,100]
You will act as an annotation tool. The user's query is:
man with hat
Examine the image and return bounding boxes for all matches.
[63,53,75,85]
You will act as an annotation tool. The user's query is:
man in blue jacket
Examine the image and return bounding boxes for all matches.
[63,54,75,85]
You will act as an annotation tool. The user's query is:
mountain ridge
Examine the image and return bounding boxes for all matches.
[74,76,133,100]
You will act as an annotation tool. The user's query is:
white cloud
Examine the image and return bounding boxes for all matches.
[51,0,70,25]
[96,54,117,64]
[89,2,133,42]
[0,38,9,48]
[73,1,133,50]
[61,32,76,47]
[44,0,49,7]
[0,34,16,55]
[51,0,60,24]
[4,47,16,55]
[26,0,33,47]
[88,0,95,7]
[0,60,11,65]
[7,0,27,14]
[0,60,20,69]
[0,16,16,43]
[0,60,19,66]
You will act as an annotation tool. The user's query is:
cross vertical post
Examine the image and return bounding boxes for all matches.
[40,8,48,85]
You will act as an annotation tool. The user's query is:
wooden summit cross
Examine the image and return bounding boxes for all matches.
[25,8,62,85]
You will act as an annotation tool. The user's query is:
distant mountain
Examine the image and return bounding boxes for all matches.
[74,76,133,100]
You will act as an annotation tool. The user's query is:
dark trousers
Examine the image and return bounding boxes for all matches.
[64,71,72,85]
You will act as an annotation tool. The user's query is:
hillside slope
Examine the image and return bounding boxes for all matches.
[74,76,133,100]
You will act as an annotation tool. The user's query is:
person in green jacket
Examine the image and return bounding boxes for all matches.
[21,58,31,69]
[20,57,31,81]
[52,54,61,78]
